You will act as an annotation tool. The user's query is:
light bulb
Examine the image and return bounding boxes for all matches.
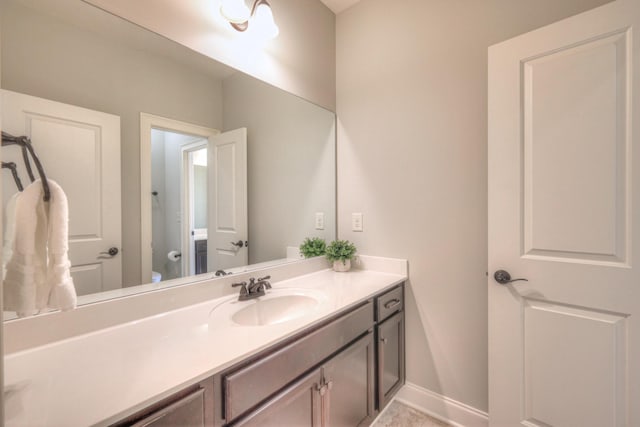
[220,0,250,24]
[250,2,279,39]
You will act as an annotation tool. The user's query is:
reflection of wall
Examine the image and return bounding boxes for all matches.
[336,0,613,415]
[223,73,335,264]
[0,0,224,286]
[85,0,336,111]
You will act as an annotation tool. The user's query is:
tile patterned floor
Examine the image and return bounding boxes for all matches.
[371,401,452,427]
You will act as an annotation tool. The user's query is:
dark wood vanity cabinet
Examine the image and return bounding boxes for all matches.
[217,301,376,426]
[218,283,405,426]
[112,283,405,427]
[195,239,207,274]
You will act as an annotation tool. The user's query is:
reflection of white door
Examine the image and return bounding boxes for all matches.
[488,1,639,426]
[2,90,121,296]
[208,128,247,271]
[181,141,208,276]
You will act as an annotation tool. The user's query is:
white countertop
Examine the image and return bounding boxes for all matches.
[4,260,406,427]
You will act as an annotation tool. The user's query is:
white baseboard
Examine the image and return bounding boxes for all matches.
[395,383,488,427]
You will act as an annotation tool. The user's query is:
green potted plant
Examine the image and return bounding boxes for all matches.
[299,237,327,258]
[325,239,357,272]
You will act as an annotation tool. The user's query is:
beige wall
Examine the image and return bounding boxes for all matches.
[336,0,612,412]
[85,0,337,112]
[222,73,336,264]
[0,0,224,286]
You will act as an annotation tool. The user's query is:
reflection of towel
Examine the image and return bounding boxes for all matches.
[4,179,77,317]
[2,192,19,279]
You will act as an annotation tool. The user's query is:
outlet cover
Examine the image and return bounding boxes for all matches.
[352,213,363,232]
[315,212,325,230]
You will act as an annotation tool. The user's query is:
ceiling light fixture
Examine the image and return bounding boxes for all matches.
[220,0,279,39]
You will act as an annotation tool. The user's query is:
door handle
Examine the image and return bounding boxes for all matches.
[230,240,244,248]
[99,247,119,257]
[493,269,528,285]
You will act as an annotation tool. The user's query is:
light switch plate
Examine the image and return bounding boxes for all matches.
[315,212,325,230]
[352,213,363,232]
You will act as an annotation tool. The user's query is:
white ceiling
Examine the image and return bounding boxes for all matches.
[319,0,362,14]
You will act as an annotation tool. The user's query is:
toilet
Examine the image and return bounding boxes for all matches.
[151,271,162,283]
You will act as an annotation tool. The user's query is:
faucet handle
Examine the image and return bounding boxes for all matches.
[232,281,248,295]
[258,275,272,289]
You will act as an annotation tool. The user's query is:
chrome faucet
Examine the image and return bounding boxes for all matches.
[232,275,272,301]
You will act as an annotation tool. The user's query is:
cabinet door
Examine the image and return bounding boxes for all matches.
[231,368,322,427]
[377,311,405,409]
[323,331,375,427]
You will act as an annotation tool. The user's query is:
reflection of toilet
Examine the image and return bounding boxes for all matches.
[151,271,162,283]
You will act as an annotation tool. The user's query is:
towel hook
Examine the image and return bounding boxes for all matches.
[2,132,51,201]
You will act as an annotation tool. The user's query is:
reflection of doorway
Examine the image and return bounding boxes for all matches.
[140,113,219,285]
[140,113,249,283]
[149,130,207,281]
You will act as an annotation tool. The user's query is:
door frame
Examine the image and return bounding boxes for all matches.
[140,113,219,284]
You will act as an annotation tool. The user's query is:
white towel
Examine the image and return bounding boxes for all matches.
[2,192,19,279]
[3,179,77,316]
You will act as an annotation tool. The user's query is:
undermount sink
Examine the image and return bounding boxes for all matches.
[232,294,319,326]
[209,288,327,327]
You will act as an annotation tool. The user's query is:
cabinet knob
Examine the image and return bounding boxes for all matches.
[317,384,327,396]
[381,337,388,344]
[316,379,333,396]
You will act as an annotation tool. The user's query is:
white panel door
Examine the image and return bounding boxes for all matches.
[207,128,247,271]
[488,1,639,426]
[2,90,121,296]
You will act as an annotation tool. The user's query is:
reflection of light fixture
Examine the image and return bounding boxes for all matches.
[220,0,251,23]
[220,0,279,39]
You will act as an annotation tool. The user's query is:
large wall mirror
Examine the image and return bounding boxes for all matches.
[0,0,336,319]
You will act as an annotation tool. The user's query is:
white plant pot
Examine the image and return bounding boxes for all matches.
[333,259,351,272]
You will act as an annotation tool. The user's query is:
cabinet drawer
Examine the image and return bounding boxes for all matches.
[130,388,205,427]
[376,285,403,321]
[223,301,374,422]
